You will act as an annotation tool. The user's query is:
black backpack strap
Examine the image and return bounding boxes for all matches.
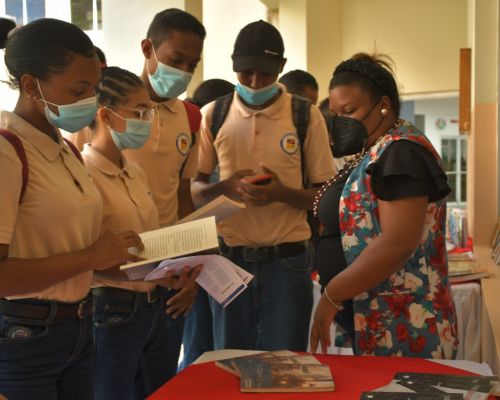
[210,93,234,140]
[291,95,311,187]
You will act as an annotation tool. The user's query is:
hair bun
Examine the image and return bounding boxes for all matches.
[0,18,16,49]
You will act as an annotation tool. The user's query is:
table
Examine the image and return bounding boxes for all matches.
[148,354,494,400]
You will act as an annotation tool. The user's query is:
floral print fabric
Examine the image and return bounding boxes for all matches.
[339,120,458,358]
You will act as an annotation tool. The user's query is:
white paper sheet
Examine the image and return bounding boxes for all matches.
[145,254,253,307]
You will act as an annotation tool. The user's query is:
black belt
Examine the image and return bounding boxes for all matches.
[219,240,308,262]
[0,297,92,321]
[91,287,161,304]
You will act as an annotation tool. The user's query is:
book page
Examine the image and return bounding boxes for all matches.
[176,195,245,224]
[138,216,218,260]
[144,254,253,307]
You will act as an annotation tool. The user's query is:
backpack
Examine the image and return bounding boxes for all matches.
[179,100,201,178]
[210,93,311,186]
[0,128,83,203]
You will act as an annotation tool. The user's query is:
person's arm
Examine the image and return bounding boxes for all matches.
[310,195,428,353]
[177,178,195,219]
[0,230,143,298]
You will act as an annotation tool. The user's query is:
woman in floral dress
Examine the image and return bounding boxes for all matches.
[310,53,458,359]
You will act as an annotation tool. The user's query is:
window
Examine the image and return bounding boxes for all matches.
[71,0,101,31]
[5,0,45,24]
[441,136,467,205]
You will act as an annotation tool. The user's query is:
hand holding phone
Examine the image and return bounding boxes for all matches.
[247,174,273,186]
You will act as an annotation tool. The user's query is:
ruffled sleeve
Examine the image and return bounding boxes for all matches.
[366,140,451,202]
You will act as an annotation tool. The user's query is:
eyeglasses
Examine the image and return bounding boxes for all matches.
[107,106,155,121]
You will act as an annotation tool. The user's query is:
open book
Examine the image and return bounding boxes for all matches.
[120,217,220,280]
[119,217,253,306]
[177,195,245,224]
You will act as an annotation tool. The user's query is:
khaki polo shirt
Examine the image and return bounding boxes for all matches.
[0,111,103,302]
[198,88,335,247]
[82,144,159,292]
[124,98,199,227]
[64,126,92,151]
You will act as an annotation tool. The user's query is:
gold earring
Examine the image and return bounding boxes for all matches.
[381,108,388,116]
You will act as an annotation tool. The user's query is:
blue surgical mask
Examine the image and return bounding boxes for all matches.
[107,109,152,150]
[235,82,279,106]
[37,80,97,133]
[147,44,193,99]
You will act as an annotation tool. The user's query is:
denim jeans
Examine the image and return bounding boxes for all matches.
[93,290,174,400]
[178,289,213,370]
[210,250,313,351]
[0,305,94,400]
[159,288,185,378]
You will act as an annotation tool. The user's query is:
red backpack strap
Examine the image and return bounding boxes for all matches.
[182,100,202,136]
[63,137,83,164]
[0,129,28,203]
[179,101,201,178]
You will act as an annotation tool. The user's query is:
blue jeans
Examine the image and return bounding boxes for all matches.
[210,250,313,351]
[159,288,185,377]
[179,289,213,370]
[0,303,94,400]
[93,289,174,400]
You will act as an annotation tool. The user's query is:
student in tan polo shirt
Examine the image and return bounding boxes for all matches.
[82,66,201,398]
[193,21,336,352]
[124,8,206,374]
[125,8,205,226]
[0,19,142,399]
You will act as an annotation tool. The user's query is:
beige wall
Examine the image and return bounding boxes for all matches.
[340,0,469,95]
[275,0,468,98]
[467,0,499,245]
[306,0,341,100]
[278,0,307,71]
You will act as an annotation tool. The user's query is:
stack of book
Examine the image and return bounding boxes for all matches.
[215,350,335,393]
[448,251,489,283]
[363,372,499,399]
[490,217,500,265]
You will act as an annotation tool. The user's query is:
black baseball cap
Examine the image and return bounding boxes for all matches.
[232,20,285,75]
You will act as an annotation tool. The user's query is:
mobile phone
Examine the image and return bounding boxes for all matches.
[248,174,273,185]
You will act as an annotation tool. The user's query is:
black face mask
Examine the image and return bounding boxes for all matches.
[329,99,382,157]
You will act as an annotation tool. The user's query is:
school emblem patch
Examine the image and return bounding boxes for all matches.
[176,133,190,155]
[280,133,299,155]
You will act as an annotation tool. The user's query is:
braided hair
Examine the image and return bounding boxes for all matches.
[329,53,401,117]
[90,66,145,128]
[96,66,144,107]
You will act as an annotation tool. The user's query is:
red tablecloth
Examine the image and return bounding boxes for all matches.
[149,354,493,400]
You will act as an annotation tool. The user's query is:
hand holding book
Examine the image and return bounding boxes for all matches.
[152,264,202,291]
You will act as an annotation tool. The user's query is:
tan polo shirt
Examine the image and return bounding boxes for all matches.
[124,98,199,227]
[0,111,103,302]
[198,87,335,247]
[82,144,159,292]
[64,126,93,151]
